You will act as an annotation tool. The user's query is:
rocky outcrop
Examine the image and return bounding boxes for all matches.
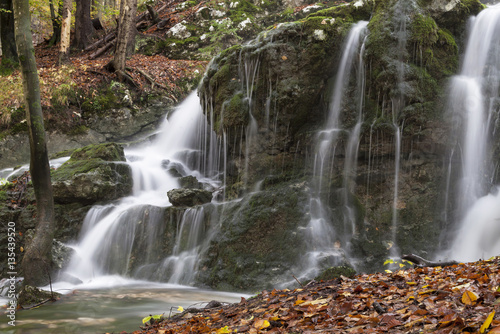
[167,188,212,206]
[52,143,132,205]
[199,0,484,277]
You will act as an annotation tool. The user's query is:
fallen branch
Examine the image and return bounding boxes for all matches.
[402,254,459,268]
[21,298,55,310]
[85,32,115,52]
[89,41,115,60]
[127,66,178,102]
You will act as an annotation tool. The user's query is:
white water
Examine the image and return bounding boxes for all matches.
[302,21,368,277]
[448,4,500,261]
[61,92,222,287]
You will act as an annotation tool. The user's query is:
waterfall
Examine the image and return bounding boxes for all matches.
[301,21,369,278]
[447,4,500,261]
[62,92,223,286]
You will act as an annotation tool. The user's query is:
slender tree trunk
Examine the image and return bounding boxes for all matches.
[0,0,18,65]
[113,0,137,73]
[13,0,55,287]
[47,0,62,46]
[58,0,72,64]
[74,0,94,49]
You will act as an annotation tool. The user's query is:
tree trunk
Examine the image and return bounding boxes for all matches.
[113,0,137,73]
[74,0,94,49]
[13,0,55,287]
[47,0,62,46]
[58,0,71,65]
[0,0,18,65]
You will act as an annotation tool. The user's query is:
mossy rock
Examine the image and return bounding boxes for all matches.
[196,180,310,291]
[51,143,132,205]
[314,265,356,281]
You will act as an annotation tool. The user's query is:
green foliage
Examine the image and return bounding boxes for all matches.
[383,258,414,271]
[81,85,121,115]
[142,314,163,325]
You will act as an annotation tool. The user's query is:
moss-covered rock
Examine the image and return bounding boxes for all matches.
[314,265,356,281]
[196,180,309,291]
[167,188,213,206]
[51,143,132,205]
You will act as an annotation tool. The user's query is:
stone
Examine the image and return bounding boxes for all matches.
[52,143,132,205]
[51,240,74,270]
[179,175,202,189]
[167,22,192,39]
[167,188,212,206]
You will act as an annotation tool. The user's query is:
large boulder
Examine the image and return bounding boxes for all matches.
[52,143,132,205]
[167,188,212,206]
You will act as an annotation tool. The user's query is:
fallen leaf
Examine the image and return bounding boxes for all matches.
[253,319,270,330]
[479,310,495,333]
[462,290,479,305]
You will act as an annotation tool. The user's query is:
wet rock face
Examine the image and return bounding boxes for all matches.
[167,188,213,206]
[199,0,484,275]
[196,179,310,291]
[52,143,132,205]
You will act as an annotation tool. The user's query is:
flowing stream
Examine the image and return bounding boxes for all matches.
[0,284,243,333]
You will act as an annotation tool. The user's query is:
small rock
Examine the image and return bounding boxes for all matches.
[167,188,212,206]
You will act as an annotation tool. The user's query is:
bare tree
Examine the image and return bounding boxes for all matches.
[58,0,72,64]
[12,0,55,287]
[113,0,137,76]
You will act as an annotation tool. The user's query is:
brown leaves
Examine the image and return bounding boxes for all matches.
[462,290,479,305]
[129,258,500,334]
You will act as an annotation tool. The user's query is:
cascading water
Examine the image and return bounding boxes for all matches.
[62,92,223,286]
[446,4,500,262]
[301,21,368,277]
[388,0,416,258]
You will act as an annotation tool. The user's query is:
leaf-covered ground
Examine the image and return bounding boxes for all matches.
[127,258,500,334]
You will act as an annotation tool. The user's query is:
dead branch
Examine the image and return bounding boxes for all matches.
[89,41,115,60]
[127,66,168,90]
[85,32,116,52]
[402,254,459,268]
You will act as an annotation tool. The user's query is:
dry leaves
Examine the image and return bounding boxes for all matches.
[129,257,500,334]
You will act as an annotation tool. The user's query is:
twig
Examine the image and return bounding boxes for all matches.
[21,298,53,310]
[292,274,305,288]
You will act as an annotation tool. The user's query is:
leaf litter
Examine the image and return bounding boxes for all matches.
[127,257,500,334]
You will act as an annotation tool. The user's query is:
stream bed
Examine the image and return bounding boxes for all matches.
[0,282,245,334]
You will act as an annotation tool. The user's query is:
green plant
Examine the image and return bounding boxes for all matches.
[383,258,414,272]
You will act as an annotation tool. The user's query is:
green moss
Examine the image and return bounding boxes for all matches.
[411,14,438,44]
[50,148,76,160]
[309,1,374,22]
[81,86,120,115]
[314,265,356,281]
[223,92,249,128]
[68,125,89,136]
[70,142,125,162]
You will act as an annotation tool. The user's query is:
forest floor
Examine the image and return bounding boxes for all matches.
[126,258,500,334]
